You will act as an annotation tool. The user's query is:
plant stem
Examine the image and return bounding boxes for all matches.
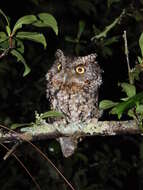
[123,30,133,84]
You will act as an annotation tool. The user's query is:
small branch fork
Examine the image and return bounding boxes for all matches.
[0,47,12,59]
[0,35,14,59]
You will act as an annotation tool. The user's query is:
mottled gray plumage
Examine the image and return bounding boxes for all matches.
[46,49,102,157]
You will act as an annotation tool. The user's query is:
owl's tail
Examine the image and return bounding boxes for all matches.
[58,137,77,158]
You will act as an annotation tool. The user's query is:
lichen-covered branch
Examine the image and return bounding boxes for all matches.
[0,120,141,144]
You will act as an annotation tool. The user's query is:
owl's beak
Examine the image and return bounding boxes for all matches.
[63,73,68,84]
[62,70,74,86]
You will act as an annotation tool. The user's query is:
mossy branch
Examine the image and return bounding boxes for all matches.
[0,119,141,144]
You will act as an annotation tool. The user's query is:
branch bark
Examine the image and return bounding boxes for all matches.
[0,120,141,144]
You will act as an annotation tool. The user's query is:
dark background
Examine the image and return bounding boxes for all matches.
[0,0,142,189]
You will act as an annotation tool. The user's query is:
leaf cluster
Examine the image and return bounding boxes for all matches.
[100,32,143,127]
[0,9,58,76]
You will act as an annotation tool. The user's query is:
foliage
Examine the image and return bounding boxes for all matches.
[11,110,64,129]
[0,9,58,76]
[100,31,143,127]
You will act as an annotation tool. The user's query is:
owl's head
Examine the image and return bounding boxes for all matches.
[46,49,102,94]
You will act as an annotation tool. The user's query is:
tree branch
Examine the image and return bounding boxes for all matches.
[0,120,141,144]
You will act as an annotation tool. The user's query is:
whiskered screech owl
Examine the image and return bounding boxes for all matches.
[46,49,102,157]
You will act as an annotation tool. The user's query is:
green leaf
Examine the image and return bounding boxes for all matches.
[127,109,136,119]
[33,13,58,35]
[6,25,11,36]
[111,91,143,119]
[0,9,10,26]
[16,31,47,49]
[65,36,78,43]
[0,40,9,49]
[137,56,142,64]
[77,20,85,40]
[15,39,24,54]
[139,32,143,57]
[107,0,120,8]
[41,111,64,119]
[121,97,129,101]
[0,32,8,43]
[103,36,119,46]
[99,100,118,110]
[119,82,136,98]
[11,123,32,129]
[10,49,31,76]
[12,15,37,35]
[136,104,143,114]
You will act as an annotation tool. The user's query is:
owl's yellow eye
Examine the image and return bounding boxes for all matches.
[75,65,85,74]
[57,64,62,71]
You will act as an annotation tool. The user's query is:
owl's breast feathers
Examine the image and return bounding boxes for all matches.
[50,88,100,123]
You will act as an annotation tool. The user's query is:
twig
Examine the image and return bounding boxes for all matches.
[91,9,126,40]
[3,142,21,160]
[0,47,12,59]
[0,143,42,190]
[122,30,132,84]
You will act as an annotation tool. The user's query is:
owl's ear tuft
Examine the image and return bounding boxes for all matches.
[55,49,64,59]
[89,53,97,62]
[55,49,66,64]
[84,53,97,63]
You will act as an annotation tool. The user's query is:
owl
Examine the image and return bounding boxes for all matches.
[46,49,102,157]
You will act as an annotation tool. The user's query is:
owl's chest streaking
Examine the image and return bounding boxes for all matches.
[50,89,98,123]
